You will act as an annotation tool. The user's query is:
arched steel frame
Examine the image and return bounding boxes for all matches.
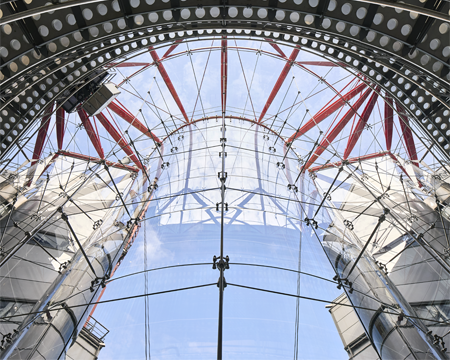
[0,0,448,166]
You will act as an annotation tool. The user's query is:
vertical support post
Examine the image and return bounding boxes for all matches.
[384,94,394,151]
[31,103,54,166]
[56,106,65,150]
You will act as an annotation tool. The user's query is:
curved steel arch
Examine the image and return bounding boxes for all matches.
[0,0,448,163]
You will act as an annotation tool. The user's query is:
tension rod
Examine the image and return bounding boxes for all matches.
[103,163,131,218]
[61,211,97,277]
[346,212,387,279]
[294,132,322,184]
[435,197,450,250]
[125,131,153,187]
[313,167,343,219]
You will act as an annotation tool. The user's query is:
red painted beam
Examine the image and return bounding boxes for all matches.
[343,87,380,159]
[107,101,162,143]
[162,39,183,58]
[58,150,138,172]
[265,38,287,58]
[96,112,144,171]
[149,46,189,123]
[31,103,54,166]
[56,107,65,150]
[221,37,228,115]
[304,87,374,169]
[77,109,105,159]
[395,101,418,163]
[383,95,394,151]
[309,151,391,172]
[258,46,300,123]
[287,82,368,143]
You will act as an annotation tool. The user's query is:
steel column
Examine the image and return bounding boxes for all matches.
[107,101,162,143]
[31,103,54,166]
[343,88,380,159]
[96,112,144,170]
[149,46,189,123]
[56,107,65,150]
[257,47,300,123]
[77,108,105,159]
[304,87,373,169]
[287,82,368,143]
[396,101,418,163]
[384,94,394,151]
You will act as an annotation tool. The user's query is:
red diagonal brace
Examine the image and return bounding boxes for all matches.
[383,95,394,151]
[287,82,368,143]
[221,37,228,115]
[396,101,418,163]
[107,62,151,68]
[77,109,105,159]
[258,47,300,123]
[265,38,287,58]
[108,102,162,144]
[162,39,183,58]
[149,46,189,123]
[309,151,391,172]
[96,112,144,170]
[31,103,54,166]
[304,87,373,169]
[56,107,65,150]
[343,87,380,159]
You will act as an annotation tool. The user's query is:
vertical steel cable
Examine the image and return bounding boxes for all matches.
[144,220,151,360]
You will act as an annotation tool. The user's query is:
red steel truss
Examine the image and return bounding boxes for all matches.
[258,47,300,123]
[149,46,189,123]
[77,109,105,159]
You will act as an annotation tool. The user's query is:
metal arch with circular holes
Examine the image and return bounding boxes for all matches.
[0,0,448,163]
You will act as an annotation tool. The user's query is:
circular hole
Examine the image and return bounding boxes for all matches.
[257,8,267,18]
[439,23,449,34]
[103,22,113,33]
[181,9,191,19]
[309,0,319,7]
[134,14,144,25]
[430,39,440,51]
[149,12,159,22]
[393,41,403,51]
[47,42,57,52]
[243,8,253,18]
[350,26,359,36]
[21,55,29,65]
[112,0,120,12]
[341,3,352,15]
[328,0,336,11]
[421,55,430,65]
[52,19,63,31]
[228,7,238,17]
[10,39,21,51]
[366,31,376,42]
[304,14,314,25]
[387,18,398,30]
[130,0,140,8]
[373,13,383,25]
[89,26,99,37]
[0,47,8,58]
[322,18,331,29]
[117,19,126,29]
[336,21,346,32]
[163,10,172,20]
[275,10,285,20]
[401,24,412,36]
[82,8,93,20]
[146,0,155,4]
[410,12,418,20]
[58,37,70,48]
[9,62,18,72]
[443,46,450,58]
[408,49,418,59]
[379,36,390,47]
[356,7,367,19]
[288,11,299,23]
[38,25,49,37]
[2,24,12,35]
[433,61,443,72]
[97,4,108,15]
[210,7,220,18]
